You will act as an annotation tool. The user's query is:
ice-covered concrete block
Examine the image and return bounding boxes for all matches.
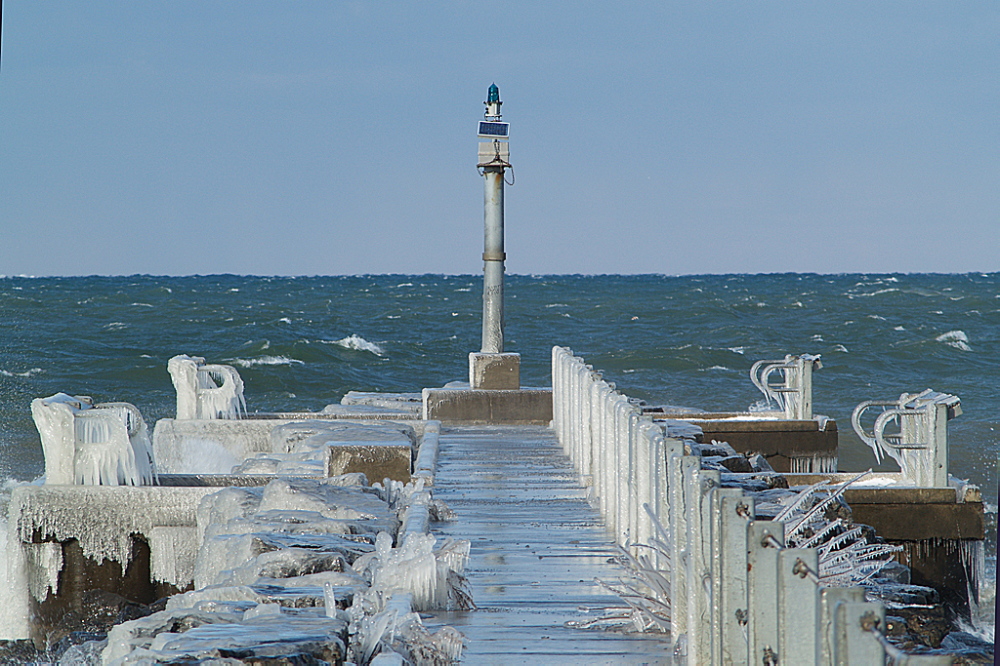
[11,485,216,568]
[168,355,246,420]
[270,421,414,483]
[153,418,276,473]
[31,394,155,486]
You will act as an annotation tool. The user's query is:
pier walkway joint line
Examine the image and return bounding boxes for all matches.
[423,425,671,665]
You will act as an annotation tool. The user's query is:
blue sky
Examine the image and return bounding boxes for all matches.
[2,2,997,276]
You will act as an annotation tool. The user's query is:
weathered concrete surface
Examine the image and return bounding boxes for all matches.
[469,352,520,390]
[422,425,671,664]
[663,417,839,472]
[422,388,552,425]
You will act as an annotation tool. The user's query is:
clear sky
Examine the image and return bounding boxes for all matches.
[1,2,997,276]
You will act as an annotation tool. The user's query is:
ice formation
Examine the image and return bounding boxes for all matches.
[101,466,468,665]
[352,532,471,612]
[0,511,30,640]
[31,394,156,486]
[168,354,246,420]
[771,473,903,587]
[11,485,211,575]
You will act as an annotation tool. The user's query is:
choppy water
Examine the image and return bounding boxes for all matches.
[2,272,998,506]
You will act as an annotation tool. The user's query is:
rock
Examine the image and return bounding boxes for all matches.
[876,560,911,585]
[746,453,776,473]
[894,604,951,648]
[884,615,908,637]
[939,630,995,663]
[48,631,104,661]
[713,455,754,473]
[0,639,42,664]
[872,583,940,606]
[45,590,154,652]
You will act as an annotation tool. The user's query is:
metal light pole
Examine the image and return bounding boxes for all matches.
[470,83,519,390]
[479,83,509,353]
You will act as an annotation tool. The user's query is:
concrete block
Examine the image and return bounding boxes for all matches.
[469,352,520,390]
[422,387,552,424]
[689,418,839,473]
[325,442,412,483]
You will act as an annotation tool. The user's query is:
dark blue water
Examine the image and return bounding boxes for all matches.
[2,273,998,504]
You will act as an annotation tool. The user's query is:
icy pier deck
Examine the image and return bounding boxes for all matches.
[423,425,671,664]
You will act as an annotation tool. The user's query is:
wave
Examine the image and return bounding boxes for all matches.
[231,356,305,367]
[0,368,43,378]
[327,335,384,356]
[936,330,972,352]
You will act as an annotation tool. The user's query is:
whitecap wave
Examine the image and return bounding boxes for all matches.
[328,335,384,356]
[0,368,43,378]
[833,344,849,353]
[936,330,972,352]
[854,288,901,297]
[231,356,305,367]
[728,346,745,354]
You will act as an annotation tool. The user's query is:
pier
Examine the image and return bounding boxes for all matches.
[0,345,991,664]
[422,425,671,663]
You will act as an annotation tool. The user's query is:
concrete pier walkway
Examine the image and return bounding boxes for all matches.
[422,425,671,665]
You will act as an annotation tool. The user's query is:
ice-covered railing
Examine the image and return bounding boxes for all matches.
[851,389,961,488]
[168,354,246,420]
[750,353,822,419]
[31,393,156,486]
[551,346,950,665]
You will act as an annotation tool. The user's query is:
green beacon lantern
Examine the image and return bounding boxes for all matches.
[479,83,509,138]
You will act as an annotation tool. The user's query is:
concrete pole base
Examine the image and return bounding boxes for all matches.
[470,352,520,390]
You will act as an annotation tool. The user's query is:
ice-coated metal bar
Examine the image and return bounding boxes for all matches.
[718,491,753,664]
[820,587,866,665]
[747,520,784,663]
[778,548,820,664]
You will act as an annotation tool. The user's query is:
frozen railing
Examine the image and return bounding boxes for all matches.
[851,389,961,488]
[750,353,822,419]
[31,393,156,486]
[168,354,246,420]
[551,346,949,665]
